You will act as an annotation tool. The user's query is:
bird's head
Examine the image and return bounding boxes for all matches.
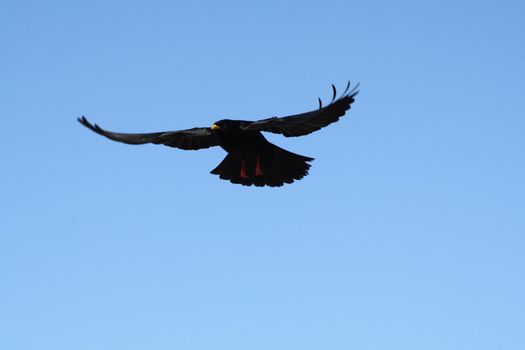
[211,121,222,131]
[211,119,240,132]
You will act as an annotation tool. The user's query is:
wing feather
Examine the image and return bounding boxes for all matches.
[242,82,359,137]
[77,116,218,150]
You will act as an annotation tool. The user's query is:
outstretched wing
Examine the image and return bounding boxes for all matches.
[242,81,359,137]
[77,116,218,150]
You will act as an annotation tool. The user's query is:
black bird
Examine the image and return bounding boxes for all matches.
[78,81,359,187]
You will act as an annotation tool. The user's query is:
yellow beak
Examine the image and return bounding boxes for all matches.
[211,124,220,130]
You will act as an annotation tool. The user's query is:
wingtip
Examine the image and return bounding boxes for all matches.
[350,81,360,96]
[77,116,103,134]
[78,115,91,125]
[343,80,351,95]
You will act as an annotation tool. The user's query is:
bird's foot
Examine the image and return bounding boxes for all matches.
[255,157,264,176]
[240,160,249,179]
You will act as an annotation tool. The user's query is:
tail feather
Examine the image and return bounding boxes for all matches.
[210,143,313,187]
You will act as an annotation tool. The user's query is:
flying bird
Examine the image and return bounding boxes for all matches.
[78,81,359,187]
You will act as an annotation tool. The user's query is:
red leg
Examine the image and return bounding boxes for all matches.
[240,159,249,179]
[255,157,264,176]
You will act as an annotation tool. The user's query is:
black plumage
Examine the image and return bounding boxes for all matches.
[78,82,359,187]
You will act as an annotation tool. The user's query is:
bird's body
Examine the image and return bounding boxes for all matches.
[208,120,313,186]
[211,120,267,156]
[78,82,359,187]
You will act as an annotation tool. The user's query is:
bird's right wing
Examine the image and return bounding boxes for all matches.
[78,116,218,150]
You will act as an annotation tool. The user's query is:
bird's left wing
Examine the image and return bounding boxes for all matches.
[78,116,218,150]
[241,81,359,137]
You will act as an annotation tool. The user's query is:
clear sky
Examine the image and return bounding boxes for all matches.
[1,0,524,349]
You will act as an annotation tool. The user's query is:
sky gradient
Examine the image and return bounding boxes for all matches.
[1,1,524,349]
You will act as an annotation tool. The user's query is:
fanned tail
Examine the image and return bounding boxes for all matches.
[210,144,313,187]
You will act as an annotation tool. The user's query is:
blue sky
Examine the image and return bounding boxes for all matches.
[1,0,524,349]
